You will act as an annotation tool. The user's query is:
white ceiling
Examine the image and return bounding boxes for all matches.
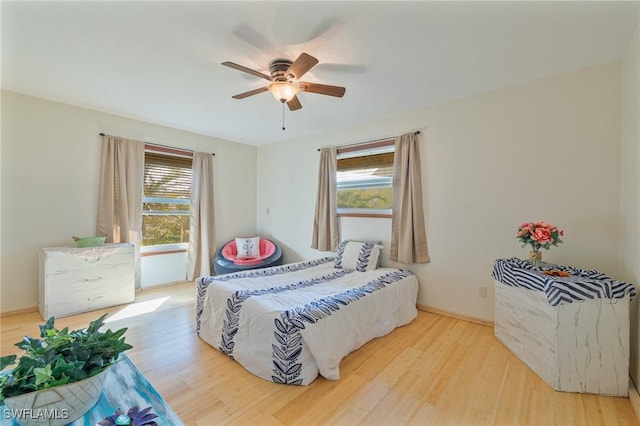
[2,1,639,146]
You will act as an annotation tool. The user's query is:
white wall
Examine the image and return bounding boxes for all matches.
[257,61,624,322]
[621,26,640,385]
[1,91,257,312]
[141,251,188,288]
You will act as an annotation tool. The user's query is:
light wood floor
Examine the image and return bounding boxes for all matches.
[1,282,638,426]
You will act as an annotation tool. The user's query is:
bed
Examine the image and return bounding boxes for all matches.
[195,242,419,385]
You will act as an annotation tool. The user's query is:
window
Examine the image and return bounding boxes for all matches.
[142,151,192,247]
[337,140,394,217]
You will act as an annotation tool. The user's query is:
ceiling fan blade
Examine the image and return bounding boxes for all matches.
[286,53,319,80]
[287,95,302,111]
[222,62,272,81]
[231,87,269,99]
[299,82,346,98]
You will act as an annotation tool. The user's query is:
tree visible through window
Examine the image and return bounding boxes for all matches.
[337,141,394,215]
[142,152,192,246]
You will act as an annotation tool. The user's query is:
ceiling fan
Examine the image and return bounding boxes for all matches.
[222,52,346,111]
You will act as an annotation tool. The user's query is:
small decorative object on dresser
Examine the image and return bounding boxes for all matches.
[516,221,564,266]
[39,243,135,319]
[492,257,636,396]
[72,235,107,248]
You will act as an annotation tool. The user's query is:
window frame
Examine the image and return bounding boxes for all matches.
[336,139,394,219]
[141,147,193,252]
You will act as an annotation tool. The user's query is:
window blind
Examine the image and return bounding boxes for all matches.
[144,152,193,200]
[337,152,394,178]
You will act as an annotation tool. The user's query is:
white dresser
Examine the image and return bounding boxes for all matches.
[494,279,630,397]
[39,243,135,319]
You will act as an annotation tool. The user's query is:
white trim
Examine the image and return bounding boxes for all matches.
[337,207,392,215]
[629,378,640,423]
[141,242,188,254]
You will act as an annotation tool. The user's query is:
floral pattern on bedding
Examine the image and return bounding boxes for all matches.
[271,269,412,384]
[196,257,334,333]
[218,270,351,358]
[195,258,418,385]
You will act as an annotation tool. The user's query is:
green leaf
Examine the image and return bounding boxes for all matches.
[50,357,73,377]
[48,376,70,387]
[15,336,45,353]
[33,364,53,387]
[0,355,17,371]
[38,317,56,338]
[86,314,108,335]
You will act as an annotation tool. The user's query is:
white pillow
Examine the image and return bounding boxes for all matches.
[334,240,383,272]
[235,237,260,258]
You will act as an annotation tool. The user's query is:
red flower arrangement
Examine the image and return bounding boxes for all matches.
[516,221,564,252]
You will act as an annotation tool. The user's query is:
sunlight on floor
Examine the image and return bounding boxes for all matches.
[105,297,170,323]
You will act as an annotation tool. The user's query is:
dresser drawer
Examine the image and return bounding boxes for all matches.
[39,244,135,318]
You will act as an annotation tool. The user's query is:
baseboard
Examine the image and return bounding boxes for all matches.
[629,378,640,422]
[417,304,494,327]
[0,306,38,317]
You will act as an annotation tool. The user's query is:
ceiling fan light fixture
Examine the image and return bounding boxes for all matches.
[269,81,299,103]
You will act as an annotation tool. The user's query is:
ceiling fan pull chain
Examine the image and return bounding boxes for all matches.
[282,101,286,130]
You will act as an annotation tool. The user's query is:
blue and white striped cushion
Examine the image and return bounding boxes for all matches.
[492,257,636,306]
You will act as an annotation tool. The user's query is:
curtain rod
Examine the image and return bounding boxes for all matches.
[99,133,215,156]
[317,130,421,152]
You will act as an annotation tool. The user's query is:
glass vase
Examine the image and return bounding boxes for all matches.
[529,250,542,267]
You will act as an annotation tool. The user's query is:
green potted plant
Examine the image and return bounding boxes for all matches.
[0,314,132,426]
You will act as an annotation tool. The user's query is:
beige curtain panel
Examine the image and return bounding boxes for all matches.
[390,132,430,264]
[311,147,339,251]
[187,152,216,280]
[97,135,145,286]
